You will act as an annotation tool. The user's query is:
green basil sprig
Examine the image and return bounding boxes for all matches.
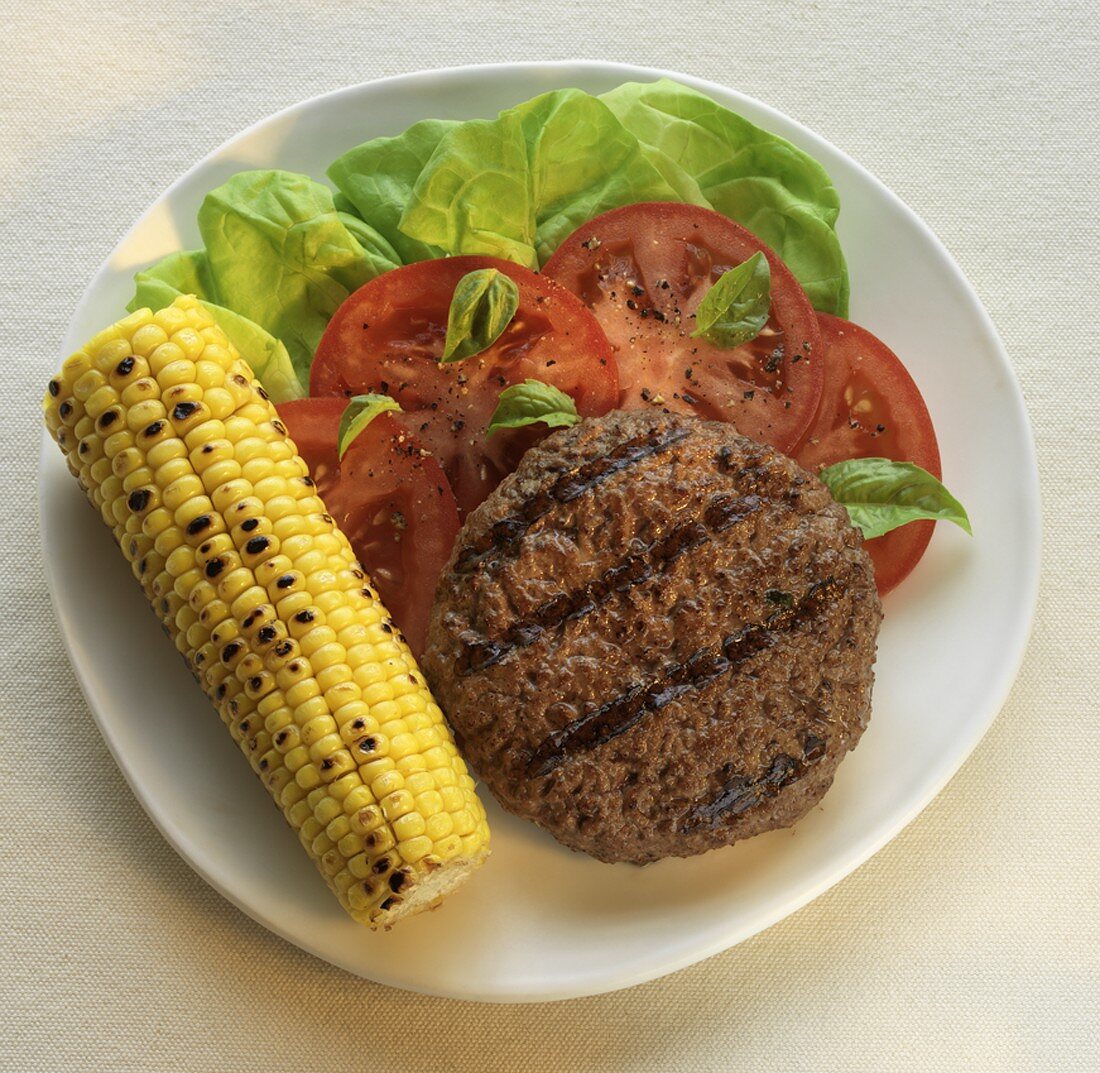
[691,251,771,349]
[442,268,520,362]
[819,458,972,540]
[486,379,580,437]
[337,393,402,459]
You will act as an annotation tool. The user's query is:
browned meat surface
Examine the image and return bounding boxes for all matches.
[424,410,882,864]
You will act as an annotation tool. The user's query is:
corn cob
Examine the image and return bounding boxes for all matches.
[44,295,490,927]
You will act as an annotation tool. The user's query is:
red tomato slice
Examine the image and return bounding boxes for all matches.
[542,202,823,454]
[795,314,942,596]
[310,256,618,517]
[276,397,460,656]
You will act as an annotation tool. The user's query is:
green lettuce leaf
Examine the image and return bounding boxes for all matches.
[126,249,304,403]
[328,118,458,263]
[336,212,402,275]
[396,89,683,267]
[511,89,687,262]
[705,180,849,315]
[197,170,390,387]
[601,79,849,314]
[398,110,535,265]
[635,143,710,207]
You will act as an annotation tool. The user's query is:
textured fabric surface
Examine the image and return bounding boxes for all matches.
[3,2,1098,1070]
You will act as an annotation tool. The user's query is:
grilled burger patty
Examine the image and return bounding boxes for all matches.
[423,410,882,864]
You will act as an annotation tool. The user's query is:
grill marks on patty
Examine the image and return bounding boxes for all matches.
[456,491,765,675]
[454,425,691,575]
[424,410,881,864]
[526,577,842,777]
[681,734,828,832]
[454,440,803,676]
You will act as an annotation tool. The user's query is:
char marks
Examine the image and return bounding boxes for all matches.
[681,734,828,832]
[456,492,763,675]
[454,426,691,575]
[526,578,841,777]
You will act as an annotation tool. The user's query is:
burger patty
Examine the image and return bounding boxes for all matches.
[423,410,882,864]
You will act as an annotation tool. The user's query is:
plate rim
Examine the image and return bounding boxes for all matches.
[38,59,1042,1002]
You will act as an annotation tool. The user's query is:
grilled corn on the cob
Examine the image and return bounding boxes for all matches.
[44,295,490,927]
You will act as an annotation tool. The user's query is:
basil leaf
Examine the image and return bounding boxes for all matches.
[486,379,580,437]
[819,458,972,540]
[337,394,402,459]
[442,268,520,363]
[691,252,771,348]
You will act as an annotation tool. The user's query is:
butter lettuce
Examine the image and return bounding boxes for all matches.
[126,249,304,403]
[601,79,848,314]
[398,110,536,265]
[511,89,691,262]
[197,170,397,386]
[328,118,458,263]
[394,89,685,267]
[127,79,850,397]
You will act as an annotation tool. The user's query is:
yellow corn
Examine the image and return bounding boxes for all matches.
[44,295,490,927]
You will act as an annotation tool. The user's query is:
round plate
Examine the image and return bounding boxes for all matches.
[39,61,1040,1002]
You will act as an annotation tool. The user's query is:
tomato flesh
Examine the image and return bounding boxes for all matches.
[795,314,942,596]
[310,256,618,516]
[276,397,460,656]
[543,202,823,454]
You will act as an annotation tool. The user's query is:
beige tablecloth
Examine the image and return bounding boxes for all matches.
[4,2,1097,1070]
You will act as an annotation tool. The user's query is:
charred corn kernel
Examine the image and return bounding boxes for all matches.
[351,804,385,835]
[44,296,489,927]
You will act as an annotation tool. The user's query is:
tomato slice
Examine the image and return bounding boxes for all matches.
[310,256,618,517]
[542,202,823,454]
[794,314,942,596]
[276,397,460,656]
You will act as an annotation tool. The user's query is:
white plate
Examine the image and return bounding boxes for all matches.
[39,61,1040,1002]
